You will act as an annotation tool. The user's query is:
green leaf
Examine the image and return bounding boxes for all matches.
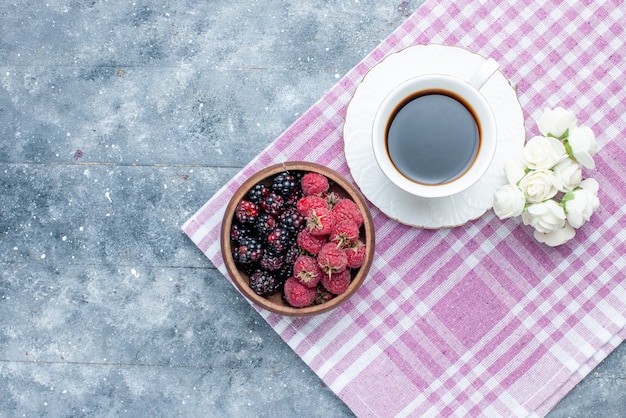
[547,128,569,141]
[563,139,574,160]
[561,191,575,206]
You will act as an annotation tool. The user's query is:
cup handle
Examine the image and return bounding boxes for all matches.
[468,58,500,90]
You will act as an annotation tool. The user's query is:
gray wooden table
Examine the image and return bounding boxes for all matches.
[1,1,624,416]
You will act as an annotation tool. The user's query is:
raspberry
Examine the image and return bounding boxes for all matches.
[235,200,260,224]
[329,219,359,248]
[321,269,351,295]
[249,270,280,296]
[331,198,364,228]
[305,207,333,236]
[297,229,327,256]
[324,191,345,209]
[317,242,348,276]
[247,183,269,205]
[345,239,367,269]
[283,277,316,308]
[266,227,292,254]
[296,195,328,217]
[261,192,284,217]
[254,213,277,238]
[271,172,298,197]
[301,172,329,196]
[293,255,323,288]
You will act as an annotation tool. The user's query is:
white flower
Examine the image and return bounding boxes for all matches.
[493,185,526,219]
[537,107,577,138]
[533,223,576,247]
[568,125,598,169]
[504,157,527,185]
[521,136,567,170]
[522,200,567,234]
[552,158,582,192]
[491,106,599,247]
[564,178,600,228]
[518,168,561,203]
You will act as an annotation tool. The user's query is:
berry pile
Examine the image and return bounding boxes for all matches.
[230,170,368,308]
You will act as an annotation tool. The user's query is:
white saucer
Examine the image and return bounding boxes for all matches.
[343,44,526,228]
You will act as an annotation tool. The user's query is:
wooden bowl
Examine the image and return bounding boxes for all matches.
[220,162,375,316]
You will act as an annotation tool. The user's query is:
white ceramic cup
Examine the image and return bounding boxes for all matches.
[372,58,499,198]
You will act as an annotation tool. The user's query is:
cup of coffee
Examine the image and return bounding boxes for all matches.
[371,59,499,198]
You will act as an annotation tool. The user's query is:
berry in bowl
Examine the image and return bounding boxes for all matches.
[220,162,375,316]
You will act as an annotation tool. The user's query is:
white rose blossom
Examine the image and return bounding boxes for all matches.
[504,157,527,185]
[567,125,598,169]
[533,223,576,247]
[537,106,576,138]
[522,200,567,234]
[552,158,582,192]
[493,107,599,246]
[564,178,600,228]
[518,168,561,203]
[521,136,567,170]
[493,185,526,219]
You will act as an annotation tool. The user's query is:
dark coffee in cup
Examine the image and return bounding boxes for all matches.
[371,71,498,199]
[385,90,480,185]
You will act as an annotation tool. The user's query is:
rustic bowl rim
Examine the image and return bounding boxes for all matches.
[220,161,375,316]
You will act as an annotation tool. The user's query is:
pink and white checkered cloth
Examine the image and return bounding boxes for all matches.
[183,0,626,416]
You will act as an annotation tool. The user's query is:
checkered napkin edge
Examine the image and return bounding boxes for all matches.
[184,0,626,416]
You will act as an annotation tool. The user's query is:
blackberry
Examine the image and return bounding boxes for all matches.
[283,243,300,265]
[279,207,305,234]
[233,237,264,265]
[254,213,277,238]
[260,251,284,271]
[247,183,269,205]
[272,172,298,197]
[249,270,280,296]
[284,187,304,207]
[275,264,293,282]
[315,286,336,305]
[236,259,257,276]
[235,200,260,224]
[230,222,253,244]
[261,192,284,217]
[266,227,292,254]
[292,170,305,183]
